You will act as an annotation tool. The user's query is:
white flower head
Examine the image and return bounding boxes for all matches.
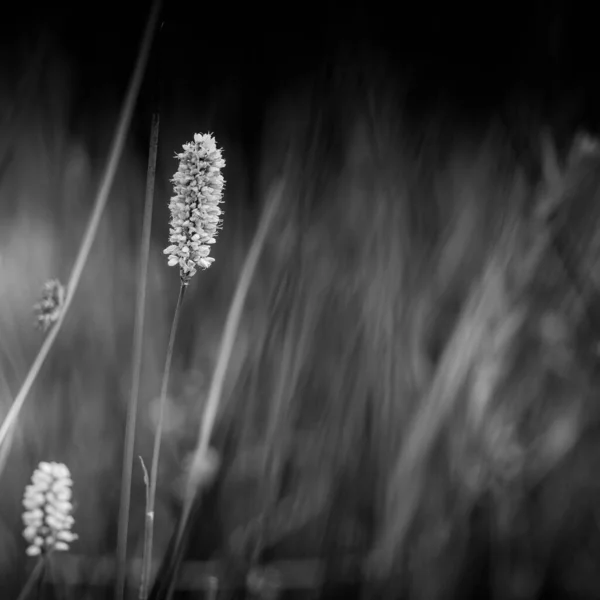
[164,133,226,285]
[22,461,78,556]
[34,279,65,332]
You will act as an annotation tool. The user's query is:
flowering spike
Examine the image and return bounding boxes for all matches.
[164,133,226,285]
[22,461,78,556]
[34,279,65,332]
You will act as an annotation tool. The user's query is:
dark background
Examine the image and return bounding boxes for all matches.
[2,0,598,155]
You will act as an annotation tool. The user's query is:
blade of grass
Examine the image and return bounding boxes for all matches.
[0,0,163,478]
[138,456,151,599]
[116,112,160,600]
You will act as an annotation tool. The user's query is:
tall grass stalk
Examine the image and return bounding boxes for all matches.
[0,0,163,477]
[139,282,186,600]
[162,178,287,600]
[0,364,16,479]
[116,112,160,600]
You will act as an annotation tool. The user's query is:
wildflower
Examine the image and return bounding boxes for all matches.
[34,279,65,332]
[22,461,78,556]
[164,133,226,284]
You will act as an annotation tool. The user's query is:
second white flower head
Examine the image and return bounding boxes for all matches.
[22,461,78,556]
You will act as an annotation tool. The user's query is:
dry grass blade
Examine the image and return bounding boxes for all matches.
[368,221,532,577]
[0,0,163,476]
[116,112,160,600]
[249,281,319,557]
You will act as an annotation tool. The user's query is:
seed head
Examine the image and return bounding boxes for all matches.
[164,133,226,285]
[22,461,78,556]
[34,279,65,332]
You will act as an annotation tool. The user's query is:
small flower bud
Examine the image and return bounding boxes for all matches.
[34,279,65,332]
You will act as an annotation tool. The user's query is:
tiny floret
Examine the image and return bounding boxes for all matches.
[164,133,226,284]
[22,461,78,556]
[34,279,65,332]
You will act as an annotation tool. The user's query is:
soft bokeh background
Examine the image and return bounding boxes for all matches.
[3,3,600,599]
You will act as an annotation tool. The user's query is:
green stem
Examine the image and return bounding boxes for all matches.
[116,111,160,600]
[139,282,186,600]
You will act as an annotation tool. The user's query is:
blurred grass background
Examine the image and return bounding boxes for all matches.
[3,7,600,600]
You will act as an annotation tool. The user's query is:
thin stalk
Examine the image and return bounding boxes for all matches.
[36,556,46,600]
[15,555,45,600]
[139,282,187,600]
[138,456,151,596]
[164,179,286,600]
[116,112,160,600]
[0,0,163,476]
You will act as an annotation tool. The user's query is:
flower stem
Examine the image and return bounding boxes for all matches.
[36,556,46,600]
[116,112,160,600]
[16,555,45,600]
[139,282,186,600]
[165,179,286,600]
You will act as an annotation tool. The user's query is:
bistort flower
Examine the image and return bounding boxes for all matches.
[22,461,78,556]
[34,279,65,332]
[164,133,226,284]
